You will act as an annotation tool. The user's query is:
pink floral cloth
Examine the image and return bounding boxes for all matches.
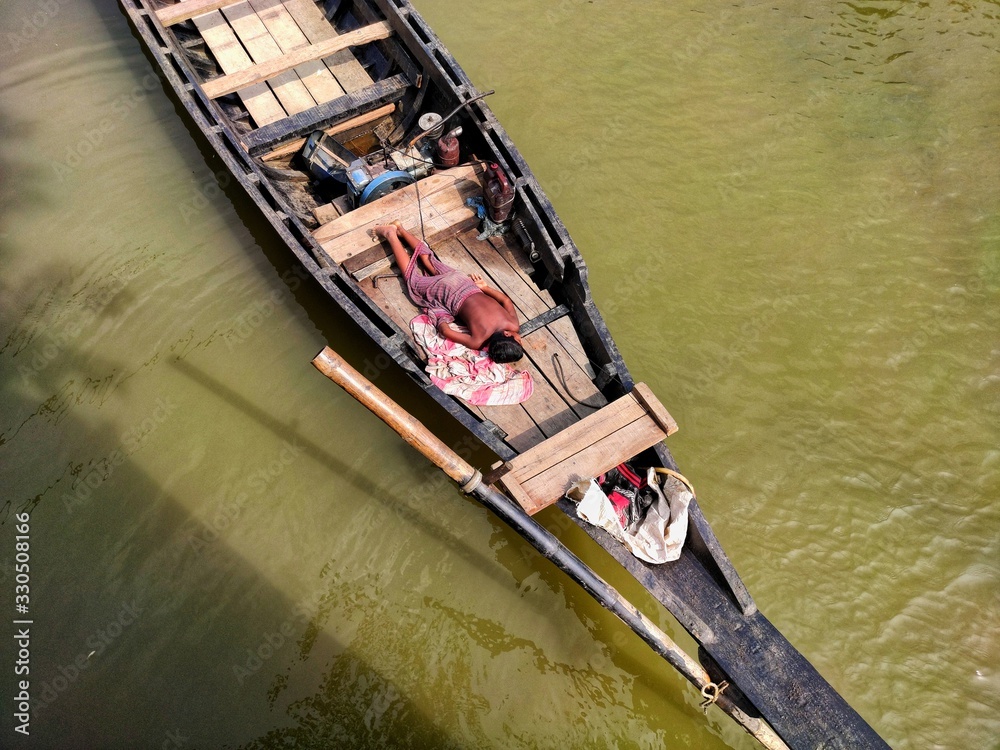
[409,314,533,406]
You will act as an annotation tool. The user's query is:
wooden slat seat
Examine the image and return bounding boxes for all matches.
[192,10,286,127]
[245,0,346,106]
[241,73,411,155]
[493,384,678,515]
[156,0,246,26]
[201,21,392,99]
[282,0,374,93]
[313,164,486,264]
[221,1,316,115]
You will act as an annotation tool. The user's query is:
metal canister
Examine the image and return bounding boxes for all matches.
[436,127,462,168]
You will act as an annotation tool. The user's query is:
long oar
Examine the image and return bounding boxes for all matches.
[311,347,789,750]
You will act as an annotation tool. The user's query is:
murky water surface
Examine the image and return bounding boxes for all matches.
[1,1,998,748]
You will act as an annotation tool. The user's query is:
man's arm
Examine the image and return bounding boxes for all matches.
[437,321,482,349]
[471,273,517,317]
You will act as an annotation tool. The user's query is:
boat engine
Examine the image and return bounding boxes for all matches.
[300,130,435,207]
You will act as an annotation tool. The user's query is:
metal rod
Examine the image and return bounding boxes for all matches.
[310,346,789,750]
[407,89,496,147]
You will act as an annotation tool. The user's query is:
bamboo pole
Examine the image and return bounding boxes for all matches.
[310,346,789,750]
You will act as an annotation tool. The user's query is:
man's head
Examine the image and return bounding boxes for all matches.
[486,331,524,363]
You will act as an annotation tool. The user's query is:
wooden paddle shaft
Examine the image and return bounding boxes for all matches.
[311,347,482,491]
[311,346,787,750]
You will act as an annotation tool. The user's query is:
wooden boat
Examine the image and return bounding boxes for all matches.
[119,1,890,747]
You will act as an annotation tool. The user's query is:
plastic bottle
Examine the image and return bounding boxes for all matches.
[484,162,514,222]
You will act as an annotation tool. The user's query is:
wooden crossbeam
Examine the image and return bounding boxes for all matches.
[201,21,392,99]
[156,0,245,26]
[260,103,395,161]
[246,0,346,105]
[222,2,316,115]
[283,0,374,93]
[193,10,285,127]
[242,73,410,156]
[495,385,677,515]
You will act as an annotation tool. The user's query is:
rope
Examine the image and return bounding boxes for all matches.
[653,467,696,497]
[700,681,729,713]
[415,172,426,242]
[460,470,482,494]
[552,352,605,410]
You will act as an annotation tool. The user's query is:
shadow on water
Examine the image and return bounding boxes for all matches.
[171,357,534,593]
[0,4,747,748]
[0,83,457,750]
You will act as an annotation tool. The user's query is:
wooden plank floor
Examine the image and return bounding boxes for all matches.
[188,0,372,127]
[193,10,286,126]
[354,226,606,454]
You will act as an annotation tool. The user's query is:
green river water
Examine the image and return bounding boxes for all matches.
[1,1,998,748]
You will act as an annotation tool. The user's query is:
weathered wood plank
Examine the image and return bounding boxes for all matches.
[323,204,478,267]
[193,11,286,126]
[222,2,316,115]
[511,357,579,438]
[456,233,605,416]
[506,394,648,482]
[312,202,341,225]
[521,327,605,418]
[520,305,570,337]
[360,274,419,335]
[519,417,665,512]
[242,73,410,155]
[156,0,245,26]
[496,385,672,512]
[460,234,548,319]
[201,21,392,99]
[314,165,483,262]
[314,165,480,242]
[487,233,594,376]
[476,404,545,454]
[496,472,537,513]
[632,382,678,436]
[282,0,375,93]
[259,103,394,161]
[247,0,346,105]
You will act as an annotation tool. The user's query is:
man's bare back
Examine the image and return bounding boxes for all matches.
[373,223,524,360]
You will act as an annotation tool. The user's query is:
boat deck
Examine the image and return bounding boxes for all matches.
[311,166,608,453]
[154,0,408,157]
[164,0,375,125]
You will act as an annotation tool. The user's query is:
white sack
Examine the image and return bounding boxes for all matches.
[569,467,691,564]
